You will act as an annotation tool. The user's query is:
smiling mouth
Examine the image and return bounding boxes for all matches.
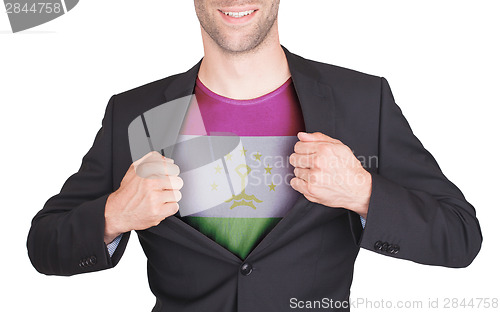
[219,9,257,18]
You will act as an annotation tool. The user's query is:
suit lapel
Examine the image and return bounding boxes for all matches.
[162,59,201,103]
[156,46,337,261]
[282,45,336,136]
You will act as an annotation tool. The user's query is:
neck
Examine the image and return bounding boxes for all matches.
[197,25,291,100]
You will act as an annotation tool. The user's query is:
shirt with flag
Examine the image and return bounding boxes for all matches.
[105,77,366,258]
[175,76,305,260]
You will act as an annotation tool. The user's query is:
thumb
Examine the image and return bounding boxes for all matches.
[297,132,340,143]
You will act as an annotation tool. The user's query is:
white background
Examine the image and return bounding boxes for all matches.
[1,0,499,311]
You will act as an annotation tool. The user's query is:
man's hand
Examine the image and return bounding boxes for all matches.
[103,151,183,244]
[289,132,372,219]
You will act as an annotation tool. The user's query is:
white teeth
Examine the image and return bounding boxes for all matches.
[222,10,255,18]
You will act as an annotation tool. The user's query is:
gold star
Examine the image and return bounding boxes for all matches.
[268,182,276,191]
[211,182,218,191]
[240,147,248,156]
[264,164,272,174]
[214,164,222,174]
[225,153,232,161]
[254,152,262,161]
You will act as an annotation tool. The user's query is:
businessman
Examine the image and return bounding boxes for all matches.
[27,1,482,311]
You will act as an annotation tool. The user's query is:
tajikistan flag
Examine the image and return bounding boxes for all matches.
[174,133,300,259]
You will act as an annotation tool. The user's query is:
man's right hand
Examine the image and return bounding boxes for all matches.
[103,151,183,244]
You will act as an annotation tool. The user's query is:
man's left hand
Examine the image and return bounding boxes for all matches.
[289,132,372,219]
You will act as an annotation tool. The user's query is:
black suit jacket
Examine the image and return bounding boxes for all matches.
[27,46,482,311]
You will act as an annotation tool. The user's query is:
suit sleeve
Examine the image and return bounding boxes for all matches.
[352,77,482,268]
[27,95,130,276]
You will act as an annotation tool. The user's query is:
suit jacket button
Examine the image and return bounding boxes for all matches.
[381,242,389,252]
[80,259,88,267]
[240,263,253,276]
[89,256,97,265]
[393,245,400,254]
[387,244,394,254]
[374,241,383,250]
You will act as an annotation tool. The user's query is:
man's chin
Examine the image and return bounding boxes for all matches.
[215,36,267,55]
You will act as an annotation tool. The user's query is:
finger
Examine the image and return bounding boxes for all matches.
[290,176,305,192]
[164,158,174,164]
[161,176,184,190]
[125,152,161,183]
[136,162,180,178]
[298,132,342,144]
[143,155,174,164]
[158,202,179,218]
[289,153,315,168]
[134,151,160,166]
[293,167,311,182]
[165,163,180,176]
[134,151,174,168]
[294,141,331,154]
[290,177,317,200]
[158,190,182,203]
[291,177,310,192]
[141,153,175,166]
[135,162,168,178]
[294,168,324,186]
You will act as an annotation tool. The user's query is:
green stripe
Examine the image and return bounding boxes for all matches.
[182,217,282,259]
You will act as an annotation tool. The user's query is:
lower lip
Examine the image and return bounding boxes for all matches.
[218,10,258,24]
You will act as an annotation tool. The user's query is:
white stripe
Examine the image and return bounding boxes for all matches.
[177,135,299,218]
[61,0,68,13]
